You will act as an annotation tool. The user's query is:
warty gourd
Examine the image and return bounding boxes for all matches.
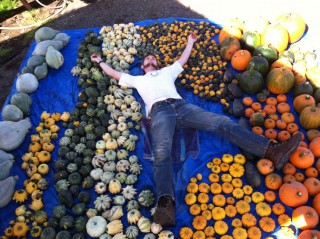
[0,118,31,151]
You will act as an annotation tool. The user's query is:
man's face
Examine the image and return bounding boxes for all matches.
[142,55,158,70]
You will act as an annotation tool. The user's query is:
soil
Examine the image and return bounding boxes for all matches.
[0,0,205,108]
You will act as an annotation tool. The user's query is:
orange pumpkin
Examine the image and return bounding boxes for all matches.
[275,12,306,43]
[277,130,291,142]
[292,206,319,230]
[277,102,291,113]
[256,158,274,175]
[264,190,276,203]
[261,23,289,53]
[298,230,320,239]
[220,36,241,60]
[219,25,242,44]
[316,159,320,173]
[306,129,320,142]
[303,177,320,197]
[283,174,296,183]
[300,105,320,130]
[266,67,294,94]
[309,137,320,158]
[293,94,316,114]
[231,49,252,71]
[279,180,309,207]
[305,167,319,178]
[282,162,297,175]
[265,173,283,190]
[289,147,315,169]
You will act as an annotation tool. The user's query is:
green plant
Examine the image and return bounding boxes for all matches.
[0,0,19,14]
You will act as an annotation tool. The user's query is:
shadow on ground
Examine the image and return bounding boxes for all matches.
[0,0,206,108]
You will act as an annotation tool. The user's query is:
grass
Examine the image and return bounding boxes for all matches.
[0,47,13,57]
[0,0,19,14]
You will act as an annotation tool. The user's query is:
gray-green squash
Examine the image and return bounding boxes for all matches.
[53,33,70,46]
[34,62,48,80]
[27,55,46,69]
[0,159,14,180]
[0,118,31,151]
[35,27,60,43]
[1,104,23,121]
[32,40,64,56]
[9,92,32,115]
[16,73,39,94]
[46,46,64,69]
[0,150,14,164]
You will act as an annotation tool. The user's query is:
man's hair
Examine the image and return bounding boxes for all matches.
[141,53,159,64]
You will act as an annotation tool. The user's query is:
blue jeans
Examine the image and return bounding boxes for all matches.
[149,99,271,200]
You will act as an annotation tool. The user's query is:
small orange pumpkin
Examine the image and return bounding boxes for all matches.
[303,177,320,197]
[293,94,316,114]
[292,206,319,230]
[309,137,320,158]
[265,173,283,190]
[231,49,252,71]
[279,180,309,207]
[256,158,274,175]
[289,146,315,169]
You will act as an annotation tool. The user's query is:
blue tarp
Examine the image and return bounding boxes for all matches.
[0,18,319,238]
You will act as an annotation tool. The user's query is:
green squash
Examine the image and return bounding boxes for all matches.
[252,44,278,65]
[314,88,320,103]
[46,46,64,69]
[68,172,82,185]
[249,112,265,127]
[239,66,264,94]
[74,216,87,232]
[60,215,75,230]
[40,227,56,239]
[27,55,46,68]
[9,92,32,115]
[240,31,261,52]
[72,203,86,216]
[78,191,91,204]
[55,230,72,239]
[53,205,66,219]
[34,62,48,80]
[82,176,95,189]
[1,104,23,122]
[294,81,314,97]
[247,54,269,77]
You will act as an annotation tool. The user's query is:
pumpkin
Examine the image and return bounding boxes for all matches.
[300,105,320,130]
[192,215,207,230]
[12,189,28,203]
[279,180,309,207]
[240,31,261,52]
[304,178,320,197]
[292,206,319,230]
[282,162,297,175]
[220,36,241,60]
[225,204,237,217]
[214,221,228,236]
[312,193,320,216]
[256,202,272,217]
[298,230,320,239]
[256,158,274,175]
[239,66,264,94]
[231,49,252,71]
[259,217,276,232]
[261,23,289,52]
[272,203,285,215]
[293,94,316,113]
[247,226,261,239]
[289,146,315,169]
[12,221,29,238]
[241,213,257,228]
[211,207,226,220]
[16,73,39,94]
[278,214,292,227]
[252,44,278,65]
[294,82,314,97]
[309,137,320,158]
[235,200,250,214]
[275,12,306,43]
[266,67,294,94]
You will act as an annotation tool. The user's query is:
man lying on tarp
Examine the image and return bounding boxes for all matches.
[90,32,302,227]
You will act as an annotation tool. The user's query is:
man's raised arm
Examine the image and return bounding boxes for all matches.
[177,32,197,67]
[91,54,122,81]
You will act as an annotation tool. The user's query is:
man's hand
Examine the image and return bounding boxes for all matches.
[187,32,197,45]
[91,53,102,63]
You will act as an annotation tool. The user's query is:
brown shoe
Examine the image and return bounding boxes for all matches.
[153,195,175,226]
[265,132,302,170]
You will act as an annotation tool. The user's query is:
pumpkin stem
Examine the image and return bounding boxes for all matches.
[297,191,303,197]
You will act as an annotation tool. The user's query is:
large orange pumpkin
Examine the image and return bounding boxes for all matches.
[266,67,294,94]
[298,230,320,239]
[300,105,320,130]
[309,137,320,158]
[289,147,315,169]
[275,12,306,43]
[279,180,308,207]
[293,94,316,114]
[261,23,289,53]
[292,206,319,230]
[312,193,320,216]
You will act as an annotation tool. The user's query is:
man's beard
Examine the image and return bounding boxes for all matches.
[143,62,158,69]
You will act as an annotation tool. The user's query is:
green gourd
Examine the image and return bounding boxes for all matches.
[32,40,64,56]
[53,33,70,46]
[35,27,60,43]
[53,205,66,219]
[0,159,14,181]
[72,203,86,216]
[239,66,264,94]
[1,104,23,121]
[0,176,18,208]
[16,73,39,94]
[0,118,31,151]
[40,227,56,239]
[9,92,32,115]
[46,46,64,69]
[0,150,14,163]
[55,230,71,239]
[27,55,46,69]
[34,62,48,80]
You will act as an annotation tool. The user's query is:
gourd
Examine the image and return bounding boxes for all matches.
[239,66,264,94]
[1,104,23,121]
[10,92,32,116]
[75,216,87,232]
[53,205,66,219]
[137,217,151,233]
[220,36,241,60]
[126,225,139,239]
[34,62,48,80]
[40,227,56,239]
[261,23,289,53]
[0,159,14,180]
[16,73,39,93]
[106,206,124,221]
[127,209,142,224]
[138,190,154,207]
[240,31,261,52]
[106,220,123,235]
[293,94,315,113]
[32,40,64,56]
[55,230,71,239]
[0,118,31,151]
[300,105,320,129]
[0,149,14,163]
[35,27,60,42]
[46,46,64,69]
[53,33,70,46]
[0,176,18,208]
[279,180,308,207]
[252,44,278,65]
[247,54,269,77]
[159,231,174,239]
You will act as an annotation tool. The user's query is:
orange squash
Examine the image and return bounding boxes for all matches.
[309,137,320,158]
[265,173,283,190]
[275,12,306,43]
[256,158,274,175]
[312,193,320,216]
[298,230,320,239]
[292,206,319,230]
[266,67,294,94]
[231,49,252,71]
[293,94,316,114]
[300,105,320,130]
[220,36,241,60]
[261,23,289,53]
[279,180,308,207]
[289,146,315,169]
[303,177,320,197]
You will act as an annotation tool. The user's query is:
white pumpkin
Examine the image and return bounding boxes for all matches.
[16,73,39,94]
[86,216,107,238]
[137,217,151,233]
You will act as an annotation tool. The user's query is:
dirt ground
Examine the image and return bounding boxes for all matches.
[0,0,207,108]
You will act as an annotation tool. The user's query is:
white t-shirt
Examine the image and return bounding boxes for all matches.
[119,61,184,115]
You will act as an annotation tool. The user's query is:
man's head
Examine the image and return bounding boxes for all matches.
[141,53,160,73]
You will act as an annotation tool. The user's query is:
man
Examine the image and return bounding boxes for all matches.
[91,33,301,226]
